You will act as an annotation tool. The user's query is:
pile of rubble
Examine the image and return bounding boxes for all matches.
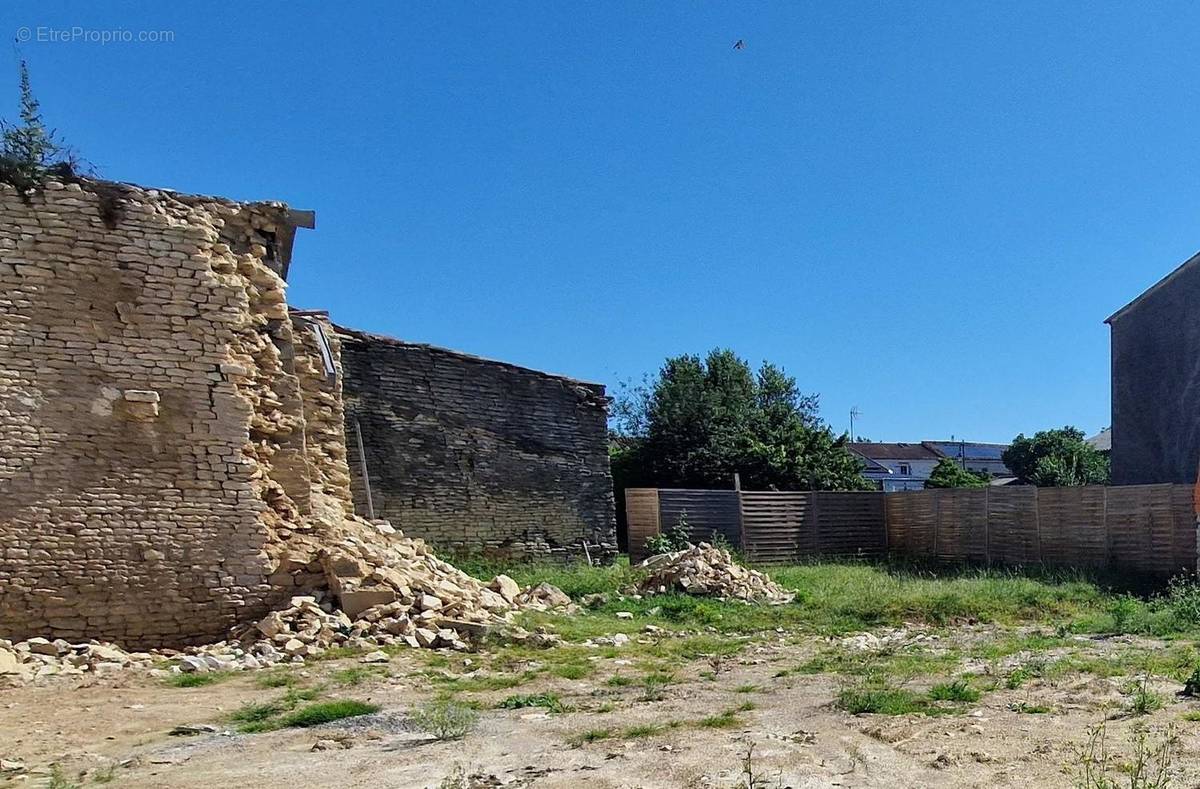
[1,529,577,682]
[0,637,153,681]
[636,543,795,604]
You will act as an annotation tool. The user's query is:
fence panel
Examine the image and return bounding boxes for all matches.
[658,489,742,548]
[986,486,1039,565]
[885,491,936,557]
[739,491,813,564]
[625,488,660,564]
[1037,487,1107,568]
[812,491,888,557]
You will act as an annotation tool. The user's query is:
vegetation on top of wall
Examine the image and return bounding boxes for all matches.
[925,457,989,489]
[610,349,871,495]
[1002,426,1110,487]
[0,60,85,194]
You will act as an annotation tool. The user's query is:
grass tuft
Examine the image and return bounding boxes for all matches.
[164,671,233,688]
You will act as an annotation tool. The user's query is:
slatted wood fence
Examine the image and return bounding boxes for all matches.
[625,484,1197,575]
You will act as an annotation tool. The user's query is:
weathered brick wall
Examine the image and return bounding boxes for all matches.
[0,179,324,648]
[336,328,617,560]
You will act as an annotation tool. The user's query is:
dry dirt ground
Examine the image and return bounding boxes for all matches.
[3,625,1199,788]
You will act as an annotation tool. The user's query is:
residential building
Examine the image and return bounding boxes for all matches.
[847,442,941,491]
[921,440,1012,477]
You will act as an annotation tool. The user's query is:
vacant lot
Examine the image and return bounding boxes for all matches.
[5,560,1200,788]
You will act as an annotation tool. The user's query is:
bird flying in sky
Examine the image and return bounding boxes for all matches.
[733,40,745,50]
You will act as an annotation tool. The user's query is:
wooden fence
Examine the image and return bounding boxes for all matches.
[625,484,1197,575]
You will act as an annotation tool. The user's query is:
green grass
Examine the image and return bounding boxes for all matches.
[229,701,285,724]
[164,671,233,688]
[568,727,615,746]
[697,709,742,729]
[1181,710,1200,722]
[497,692,568,713]
[606,674,634,687]
[1011,701,1053,714]
[734,684,759,693]
[277,700,380,728]
[256,669,297,689]
[929,680,981,703]
[623,721,681,738]
[332,666,385,686]
[837,686,938,716]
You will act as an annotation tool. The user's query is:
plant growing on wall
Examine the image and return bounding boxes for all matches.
[925,457,989,489]
[0,59,81,192]
[1002,427,1110,487]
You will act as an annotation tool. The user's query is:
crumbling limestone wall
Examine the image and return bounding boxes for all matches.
[0,179,329,648]
[336,328,617,560]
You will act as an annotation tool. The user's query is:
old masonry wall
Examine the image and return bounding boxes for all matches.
[0,180,338,648]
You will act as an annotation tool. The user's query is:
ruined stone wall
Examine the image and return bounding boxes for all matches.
[336,328,617,560]
[0,179,326,648]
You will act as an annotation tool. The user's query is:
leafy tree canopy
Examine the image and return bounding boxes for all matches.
[611,349,870,491]
[925,457,989,489]
[1001,426,1110,487]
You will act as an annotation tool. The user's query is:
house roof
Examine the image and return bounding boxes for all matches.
[847,442,941,461]
[922,440,1009,461]
[1086,427,1111,452]
[1105,250,1200,324]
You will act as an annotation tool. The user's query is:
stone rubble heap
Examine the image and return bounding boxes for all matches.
[0,530,577,682]
[0,637,152,681]
[636,543,795,605]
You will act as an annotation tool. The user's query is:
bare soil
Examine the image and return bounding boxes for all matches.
[2,629,1197,788]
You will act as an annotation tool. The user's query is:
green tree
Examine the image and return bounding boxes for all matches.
[1001,427,1110,487]
[612,349,870,492]
[925,457,989,489]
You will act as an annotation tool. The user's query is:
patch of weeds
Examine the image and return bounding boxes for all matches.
[623,721,680,738]
[256,669,296,689]
[640,673,673,702]
[1005,665,1036,689]
[697,709,741,729]
[551,662,593,680]
[734,683,760,693]
[47,765,79,789]
[838,686,932,716]
[229,701,285,724]
[568,727,615,746]
[164,671,233,688]
[594,702,616,713]
[1180,665,1200,697]
[332,666,385,687]
[411,699,479,741]
[741,742,784,789]
[91,765,116,784]
[279,699,380,728]
[1012,701,1052,714]
[496,692,568,713]
[1124,675,1165,717]
[929,679,981,703]
[1181,710,1200,722]
[1074,719,1176,789]
[734,700,757,712]
[606,674,634,687]
[282,686,322,706]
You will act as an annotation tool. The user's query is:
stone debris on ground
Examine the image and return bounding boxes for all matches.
[0,529,575,683]
[636,543,795,604]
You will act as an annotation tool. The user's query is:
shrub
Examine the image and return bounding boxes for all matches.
[1109,593,1143,633]
[646,512,691,556]
[411,700,479,740]
[1125,676,1164,717]
[1181,666,1200,697]
[1165,575,1200,630]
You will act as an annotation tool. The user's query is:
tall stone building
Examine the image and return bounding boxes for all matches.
[1107,251,1200,486]
[0,177,615,648]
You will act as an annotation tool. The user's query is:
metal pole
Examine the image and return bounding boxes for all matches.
[353,417,376,521]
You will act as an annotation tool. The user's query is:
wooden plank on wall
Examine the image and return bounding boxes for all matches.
[740,491,812,564]
[658,489,742,549]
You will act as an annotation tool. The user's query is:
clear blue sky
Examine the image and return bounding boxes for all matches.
[7,2,1198,442]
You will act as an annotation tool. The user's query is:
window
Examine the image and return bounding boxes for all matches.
[898,463,911,475]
